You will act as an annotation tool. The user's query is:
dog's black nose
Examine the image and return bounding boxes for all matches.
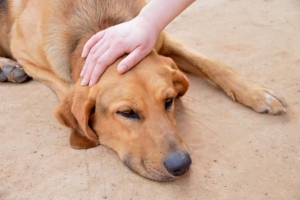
[164,151,192,176]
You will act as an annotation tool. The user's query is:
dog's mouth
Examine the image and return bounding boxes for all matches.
[123,157,175,181]
[122,153,191,181]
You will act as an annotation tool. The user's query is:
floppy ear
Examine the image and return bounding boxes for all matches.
[162,56,189,97]
[54,87,99,149]
[172,69,189,97]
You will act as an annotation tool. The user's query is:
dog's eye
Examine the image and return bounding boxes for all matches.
[165,97,174,110]
[117,110,140,119]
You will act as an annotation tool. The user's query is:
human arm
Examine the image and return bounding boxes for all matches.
[81,0,195,86]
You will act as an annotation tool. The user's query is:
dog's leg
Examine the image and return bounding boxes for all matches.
[0,57,28,83]
[14,59,71,100]
[158,33,287,114]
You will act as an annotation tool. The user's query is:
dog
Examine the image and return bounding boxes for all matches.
[0,0,287,181]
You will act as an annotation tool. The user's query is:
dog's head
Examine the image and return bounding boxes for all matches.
[55,52,191,181]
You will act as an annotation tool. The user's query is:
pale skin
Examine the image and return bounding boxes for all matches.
[80,0,195,86]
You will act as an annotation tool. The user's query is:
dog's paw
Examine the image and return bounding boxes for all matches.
[227,82,287,115]
[247,89,287,114]
[0,63,28,83]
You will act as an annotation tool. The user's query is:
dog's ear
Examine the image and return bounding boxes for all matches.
[163,56,189,97]
[54,87,99,149]
[171,68,189,97]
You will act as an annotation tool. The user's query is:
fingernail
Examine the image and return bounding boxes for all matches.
[118,65,127,73]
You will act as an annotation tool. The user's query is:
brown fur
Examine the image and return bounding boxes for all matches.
[0,0,286,181]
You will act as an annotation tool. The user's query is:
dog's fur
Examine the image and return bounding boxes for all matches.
[0,0,287,181]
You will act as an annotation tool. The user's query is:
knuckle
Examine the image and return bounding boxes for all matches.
[90,47,98,54]
[90,55,98,62]
[91,34,99,42]
[96,58,107,66]
[125,59,135,68]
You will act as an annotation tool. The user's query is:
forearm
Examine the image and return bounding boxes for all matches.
[137,0,195,35]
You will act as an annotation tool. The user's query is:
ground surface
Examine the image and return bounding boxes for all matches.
[1,0,299,199]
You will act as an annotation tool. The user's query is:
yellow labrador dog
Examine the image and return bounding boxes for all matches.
[0,0,286,181]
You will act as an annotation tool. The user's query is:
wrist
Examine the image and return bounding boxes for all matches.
[135,6,165,36]
[136,0,195,34]
[132,13,161,42]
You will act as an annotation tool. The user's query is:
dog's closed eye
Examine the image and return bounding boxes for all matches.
[165,97,174,110]
[117,110,140,119]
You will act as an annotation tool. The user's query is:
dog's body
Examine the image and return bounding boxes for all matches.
[0,0,286,181]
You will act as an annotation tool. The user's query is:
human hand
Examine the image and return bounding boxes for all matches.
[80,17,159,86]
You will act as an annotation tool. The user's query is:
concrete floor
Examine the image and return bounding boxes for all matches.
[1,0,299,199]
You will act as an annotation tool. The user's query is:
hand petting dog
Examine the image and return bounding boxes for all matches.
[80,0,195,86]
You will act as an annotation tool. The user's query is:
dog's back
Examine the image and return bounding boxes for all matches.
[0,0,144,81]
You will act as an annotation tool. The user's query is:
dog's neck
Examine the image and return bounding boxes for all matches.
[69,36,91,84]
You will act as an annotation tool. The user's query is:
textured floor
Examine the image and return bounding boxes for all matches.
[1,0,299,199]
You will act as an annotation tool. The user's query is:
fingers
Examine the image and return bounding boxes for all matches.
[117,47,148,74]
[80,19,156,86]
[81,41,109,86]
[82,46,124,86]
[80,37,106,78]
[81,31,105,58]
[80,31,106,83]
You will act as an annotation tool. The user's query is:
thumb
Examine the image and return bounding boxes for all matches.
[117,48,148,74]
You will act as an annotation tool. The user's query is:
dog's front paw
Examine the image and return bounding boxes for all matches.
[246,89,287,114]
[227,81,287,115]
